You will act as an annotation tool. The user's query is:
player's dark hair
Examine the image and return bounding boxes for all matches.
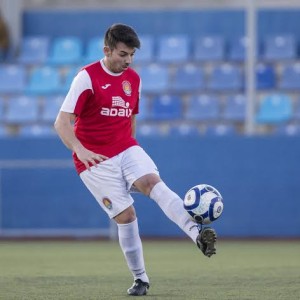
[104,23,140,50]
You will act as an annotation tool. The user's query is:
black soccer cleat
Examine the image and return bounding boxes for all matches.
[127,279,150,296]
[196,227,217,257]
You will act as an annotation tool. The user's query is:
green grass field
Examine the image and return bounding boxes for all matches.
[0,240,299,300]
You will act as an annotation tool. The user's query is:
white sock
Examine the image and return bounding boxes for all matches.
[150,181,199,243]
[117,219,149,283]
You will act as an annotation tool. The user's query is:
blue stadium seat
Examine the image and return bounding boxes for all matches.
[228,36,247,61]
[82,37,103,64]
[185,94,220,121]
[0,97,4,119]
[208,64,243,91]
[0,65,26,94]
[222,94,246,122]
[256,63,276,90]
[263,34,297,61]
[228,36,260,62]
[168,124,200,136]
[0,125,8,137]
[139,64,169,93]
[19,124,56,137]
[60,67,80,93]
[41,95,64,122]
[136,124,164,137]
[279,63,300,90]
[5,96,39,124]
[205,124,237,136]
[136,95,150,121]
[256,94,292,123]
[26,66,61,95]
[275,124,300,136]
[194,36,224,61]
[170,64,204,92]
[17,36,50,64]
[48,37,83,65]
[151,94,182,120]
[157,35,189,63]
[134,35,155,64]
[294,99,300,120]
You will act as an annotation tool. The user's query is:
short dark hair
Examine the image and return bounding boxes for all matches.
[104,23,140,50]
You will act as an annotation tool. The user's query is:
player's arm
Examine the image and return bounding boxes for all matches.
[131,114,136,138]
[54,111,108,170]
[132,78,141,138]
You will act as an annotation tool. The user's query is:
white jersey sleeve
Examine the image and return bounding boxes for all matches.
[60,69,93,113]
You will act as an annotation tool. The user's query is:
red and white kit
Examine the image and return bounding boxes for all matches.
[60,59,159,218]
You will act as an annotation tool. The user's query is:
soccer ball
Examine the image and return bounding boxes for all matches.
[183,184,224,224]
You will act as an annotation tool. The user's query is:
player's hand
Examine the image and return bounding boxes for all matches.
[75,147,108,171]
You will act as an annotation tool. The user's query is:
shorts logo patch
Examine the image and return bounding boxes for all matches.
[102,197,113,210]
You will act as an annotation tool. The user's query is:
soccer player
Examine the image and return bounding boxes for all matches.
[54,23,217,296]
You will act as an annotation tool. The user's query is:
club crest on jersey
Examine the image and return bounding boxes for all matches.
[122,80,132,96]
[100,96,132,117]
[102,197,112,210]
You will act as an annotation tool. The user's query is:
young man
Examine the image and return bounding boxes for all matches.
[54,23,217,296]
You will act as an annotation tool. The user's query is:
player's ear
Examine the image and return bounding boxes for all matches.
[103,46,111,57]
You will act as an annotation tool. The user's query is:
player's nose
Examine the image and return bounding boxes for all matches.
[125,55,132,64]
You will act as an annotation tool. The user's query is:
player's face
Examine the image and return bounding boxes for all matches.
[104,42,136,73]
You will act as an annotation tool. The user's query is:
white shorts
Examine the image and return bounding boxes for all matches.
[80,145,159,218]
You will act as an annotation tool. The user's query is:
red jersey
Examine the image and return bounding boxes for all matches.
[60,59,140,174]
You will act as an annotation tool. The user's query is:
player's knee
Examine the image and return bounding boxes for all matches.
[134,174,161,196]
[114,206,136,224]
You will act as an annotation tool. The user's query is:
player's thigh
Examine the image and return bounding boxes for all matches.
[79,159,134,219]
[122,145,160,190]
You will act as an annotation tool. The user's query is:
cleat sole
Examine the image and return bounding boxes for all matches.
[200,228,217,257]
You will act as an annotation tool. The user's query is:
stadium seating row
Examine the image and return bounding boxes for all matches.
[1,121,300,138]
[0,93,297,127]
[0,123,243,138]
[0,65,78,94]
[139,94,295,124]
[138,62,300,92]
[13,34,299,66]
[1,62,300,95]
[1,33,300,138]
[136,122,300,137]
[0,95,63,124]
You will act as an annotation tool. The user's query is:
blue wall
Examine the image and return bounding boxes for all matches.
[22,10,245,43]
[22,9,300,46]
[0,136,299,238]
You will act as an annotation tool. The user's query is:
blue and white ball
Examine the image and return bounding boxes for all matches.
[183,184,224,224]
